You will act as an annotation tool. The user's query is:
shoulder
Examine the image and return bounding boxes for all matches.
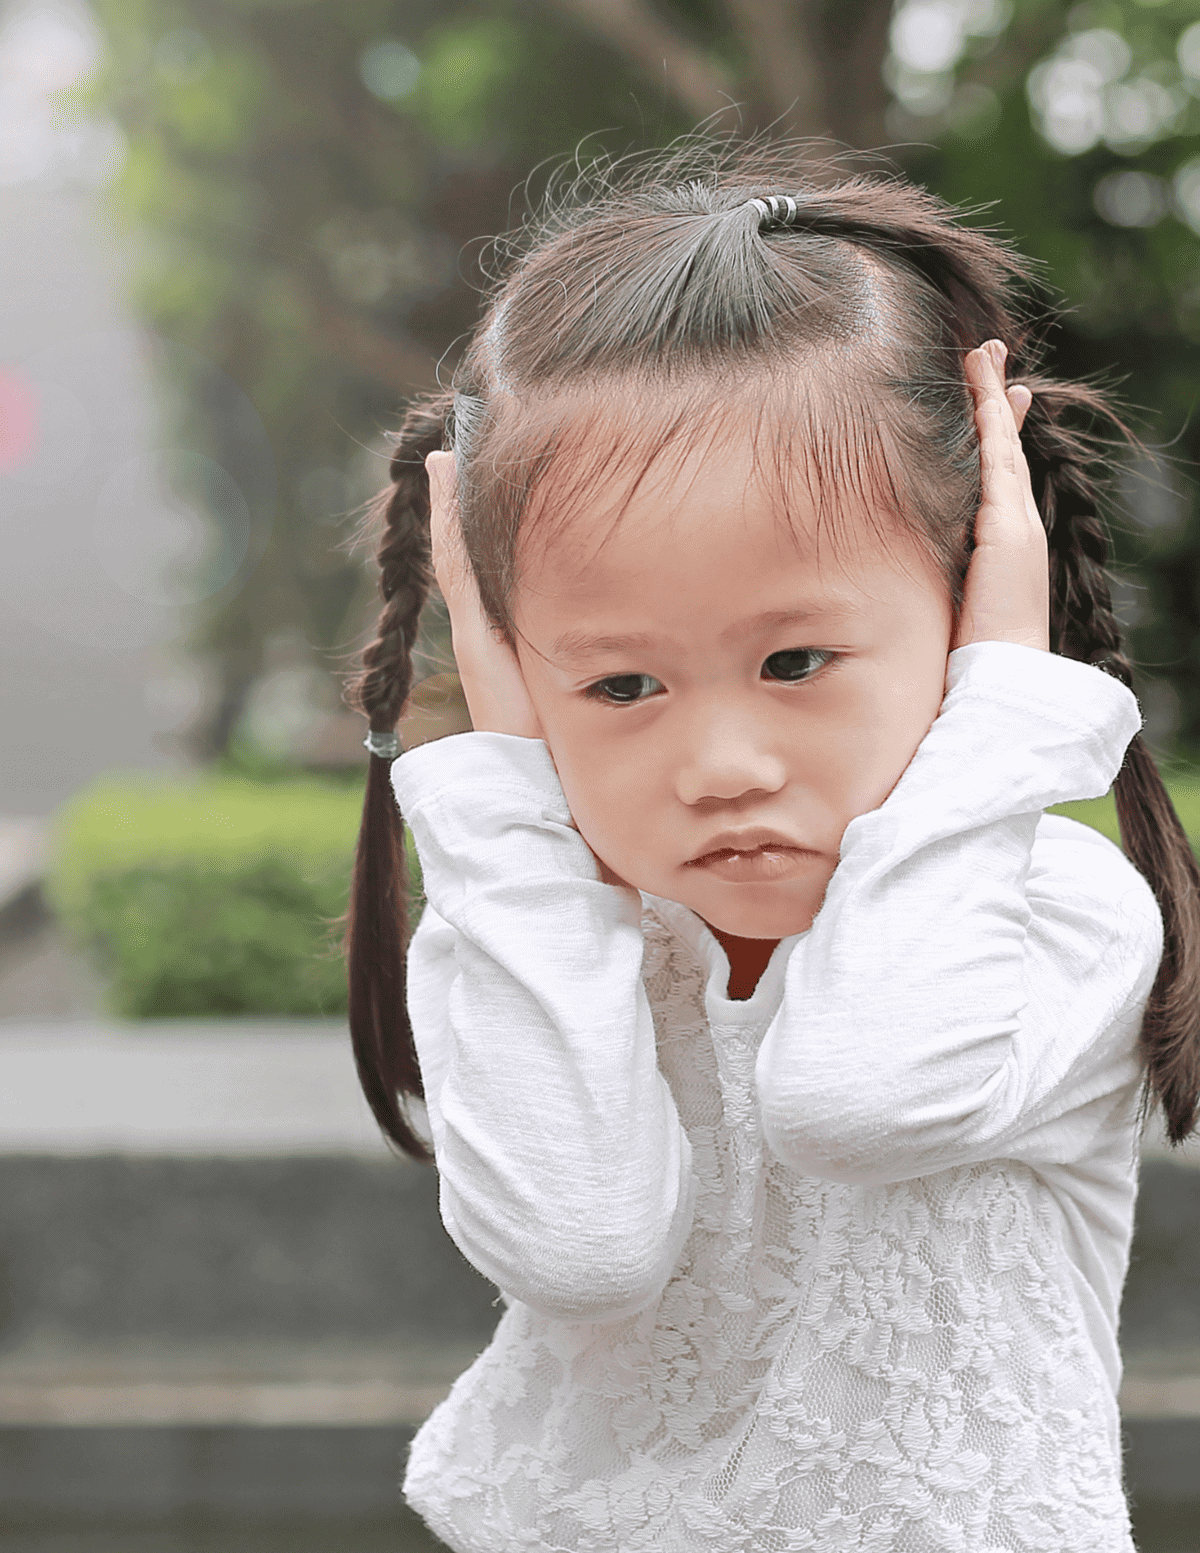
[1030,814,1163,989]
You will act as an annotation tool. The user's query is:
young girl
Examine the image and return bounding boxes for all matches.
[345,147,1200,1552]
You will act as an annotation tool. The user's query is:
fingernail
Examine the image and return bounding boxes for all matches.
[987,339,1007,369]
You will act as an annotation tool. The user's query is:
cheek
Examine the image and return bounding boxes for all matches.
[516,680,635,844]
[546,715,636,831]
[847,640,949,805]
[790,623,948,822]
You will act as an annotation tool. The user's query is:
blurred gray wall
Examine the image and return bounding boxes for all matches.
[0,0,203,818]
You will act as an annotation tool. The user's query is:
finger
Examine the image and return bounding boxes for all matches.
[956,344,1049,656]
[425,450,466,595]
[966,345,1016,493]
[967,348,1046,590]
[1007,384,1032,433]
[968,342,1027,493]
[425,449,454,514]
[1004,386,1040,523]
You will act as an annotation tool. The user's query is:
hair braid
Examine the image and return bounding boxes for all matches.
[344,392,451,1162]
[354,397,449,734]
[1020,379,1200,1144]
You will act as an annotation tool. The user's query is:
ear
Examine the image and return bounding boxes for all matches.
[1007,385,1032,433]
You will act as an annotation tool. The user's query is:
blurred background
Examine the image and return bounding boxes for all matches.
[1,0,1200,1548]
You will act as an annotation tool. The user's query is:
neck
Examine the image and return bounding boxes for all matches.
[708,926,780,1001]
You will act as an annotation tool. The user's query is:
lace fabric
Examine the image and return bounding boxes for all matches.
[404,909,1135,1553]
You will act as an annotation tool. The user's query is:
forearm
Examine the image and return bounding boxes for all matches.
[396,733,695,1319]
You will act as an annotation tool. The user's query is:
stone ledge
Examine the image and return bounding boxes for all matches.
[0,1380,451,1428]
[1119,1372,1200,1420]
[0,1156,503,1349]
[0,1423,418,1518]
[0,1421,1193,1524]
[0,1337,482,1428]
[0,1021,392,1157]
[2,1017,1196,1164]
[0,1371,1193,1426]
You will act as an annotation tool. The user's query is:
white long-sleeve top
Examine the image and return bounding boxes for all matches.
[391,642,1163,1553]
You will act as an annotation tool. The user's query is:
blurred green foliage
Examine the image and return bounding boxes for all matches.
[62,857,353,1017]
[48,775,421,1018]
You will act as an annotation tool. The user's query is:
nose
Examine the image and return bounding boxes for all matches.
[674,712,788,807]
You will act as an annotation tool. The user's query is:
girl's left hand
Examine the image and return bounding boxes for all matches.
[951,340,1049,654]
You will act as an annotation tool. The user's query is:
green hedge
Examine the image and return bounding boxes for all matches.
[47,769,1199,1020]
[48,775,421,1019]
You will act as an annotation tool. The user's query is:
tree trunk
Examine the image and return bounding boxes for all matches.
[548,0,896,154]
[811,0,896,153]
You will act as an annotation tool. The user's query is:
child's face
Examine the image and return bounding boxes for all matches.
[511,426,955,941]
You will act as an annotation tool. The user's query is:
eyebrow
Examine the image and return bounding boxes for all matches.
[551,606,849,663]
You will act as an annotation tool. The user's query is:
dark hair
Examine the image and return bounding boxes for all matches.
[345,140,1200,1161]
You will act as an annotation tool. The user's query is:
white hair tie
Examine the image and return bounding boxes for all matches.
[364,728,403,760]
[748,195,800,229]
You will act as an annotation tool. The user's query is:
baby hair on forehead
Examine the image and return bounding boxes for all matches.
[481,375,963,621]
[345,136,1200,1165]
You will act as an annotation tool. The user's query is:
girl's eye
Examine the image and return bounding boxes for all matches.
[586,673,664,704]
[762,648,832,683]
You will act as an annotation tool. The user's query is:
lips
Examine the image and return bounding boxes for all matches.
[686,828,809,867]
[686,836,815,884]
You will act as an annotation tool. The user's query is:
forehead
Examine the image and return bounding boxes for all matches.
[514,379,921,589]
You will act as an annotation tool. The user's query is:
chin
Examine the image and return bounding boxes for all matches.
[687,888,824,942]
[702,909,817,942]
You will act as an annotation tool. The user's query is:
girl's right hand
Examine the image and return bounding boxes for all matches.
[425,451,544,740]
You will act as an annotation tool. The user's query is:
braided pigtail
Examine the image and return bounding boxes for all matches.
[344,393,451,1161]
[1019,378,1200,1144]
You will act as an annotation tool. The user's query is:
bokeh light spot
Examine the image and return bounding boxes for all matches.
[0,368,36,470]
[1094,169,1168,227]
[0,376,89,482]
[359,38,420,102]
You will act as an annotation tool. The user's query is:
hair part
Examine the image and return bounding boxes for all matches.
[345,138,1200,1160]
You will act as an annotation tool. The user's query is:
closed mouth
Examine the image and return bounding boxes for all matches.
[686,830,811,867]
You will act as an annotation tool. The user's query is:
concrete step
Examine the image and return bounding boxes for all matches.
[0,1421,1192,1551]
[0,1337,1192,1426]
[0,1424,423,1520]
[0,1338,482,1427]
[1,1023,1197,1546]
[1,1027,1198,1400]
[0,1424,452,1552]
[0,1519,444,1553]
[0,1020,388,1156]
[0,1154,501,1349]
[3,1015,1199,1161]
